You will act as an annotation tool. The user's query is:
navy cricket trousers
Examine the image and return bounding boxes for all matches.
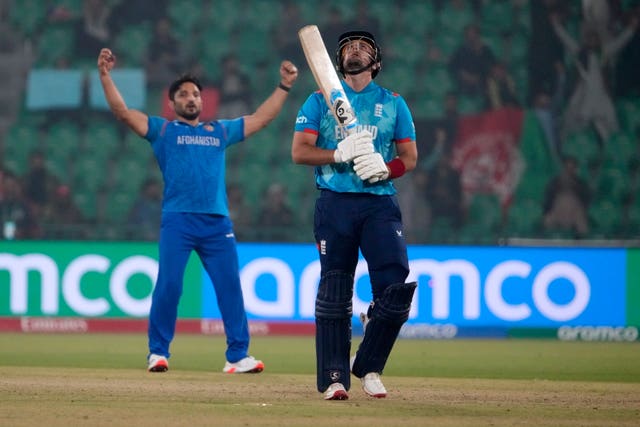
[314,190,410,297]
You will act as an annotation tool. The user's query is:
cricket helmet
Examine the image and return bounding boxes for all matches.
[335,30,382,79]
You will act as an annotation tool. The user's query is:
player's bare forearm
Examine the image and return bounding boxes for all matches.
[291,132,335,165]
[97,48,148,137]
[396,141,418,172]
[244,60,298,137]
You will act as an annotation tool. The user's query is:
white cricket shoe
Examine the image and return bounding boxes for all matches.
[324,383,349,400]
[223,356,264,373]
[361,372,387,398]
[147,354,168,372]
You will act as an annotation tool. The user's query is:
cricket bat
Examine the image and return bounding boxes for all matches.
[298,25,358,135]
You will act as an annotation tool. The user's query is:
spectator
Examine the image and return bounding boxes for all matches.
[273,1,306,68]
[41,184,86,239]
[532,61,566,162]
[551,12,638,145]
[448,23,496,97]
[22,149,59,216]
[145,17,184,90]
[109,0,166,35]
[75,0,114,61]
[346,0,383,44]
[615,5,640,97]
[127,177,162,241]
[216,54,253,119]
[0,173,40,239]
[424,147,465,230]
[256,183,294,241]
[323,6,349,46]
[394,168,429,243]
[414,91,459,162]
[542,155,591,237]
[485,62,521,110]
[227,183,253,240]
[527,0,568,104]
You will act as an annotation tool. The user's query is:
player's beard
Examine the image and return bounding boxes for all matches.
[343,52,374,75]
[177,103,201,121]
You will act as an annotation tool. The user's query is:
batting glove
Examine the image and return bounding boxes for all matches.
[353,152,389,183]
[333,130,374,163]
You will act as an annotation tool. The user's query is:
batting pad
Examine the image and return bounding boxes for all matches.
[315,271,354,392]
[351,281,417,378]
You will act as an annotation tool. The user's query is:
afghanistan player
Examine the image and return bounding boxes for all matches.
[97,47,298,373]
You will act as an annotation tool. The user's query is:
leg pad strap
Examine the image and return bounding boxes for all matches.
[352,281,417,377]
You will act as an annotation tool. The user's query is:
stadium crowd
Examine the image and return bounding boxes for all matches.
[0,0,639,244]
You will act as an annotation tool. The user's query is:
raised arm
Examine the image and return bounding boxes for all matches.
[602,17,638,59]
[550,14,580,55]
[243,60,298,138]
[97,48,149,137]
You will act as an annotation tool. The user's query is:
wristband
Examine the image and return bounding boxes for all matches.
[386,158,406,179]
[278,82,291,92]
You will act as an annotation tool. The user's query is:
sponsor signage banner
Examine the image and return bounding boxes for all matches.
[0,242,201,318]
[1,242,634,329]
[202,244,628,328]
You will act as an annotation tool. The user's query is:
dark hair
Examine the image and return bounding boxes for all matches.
[168,74,202,101]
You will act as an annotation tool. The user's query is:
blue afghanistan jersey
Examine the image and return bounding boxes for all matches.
[145,117,244,216]
[294,81,416,195]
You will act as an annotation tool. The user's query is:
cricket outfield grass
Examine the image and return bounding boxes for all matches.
[1,334,639,426]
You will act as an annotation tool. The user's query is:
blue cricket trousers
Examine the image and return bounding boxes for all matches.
[148,212,250,363]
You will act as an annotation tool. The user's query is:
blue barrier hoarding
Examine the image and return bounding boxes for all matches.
[202,244,627,328]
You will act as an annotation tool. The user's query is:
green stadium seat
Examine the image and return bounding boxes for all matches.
[105,191,137,224]
[480,1,514,35]
[44,121,82,182]
[604,131,636,169]
[82,121,120,162]
[53,0,82,15]
[624,205,640,236]
[562,129,600,167]
[73,188,98,220]
[167,0,204,38]
[429,216,459,244]
[4,123,42,174]
[73,157,107,192]
[112,157,147,194]
[439,3,474,35]
[368,1,399,34]
[400,2,437,35]
[506,198,542,236]
[244,0,281,32]
[423,66,453,99]
[457,95,483,114]
[466,193,503,232]
[389,34,424,69]
[597,167,629,204]
[435,32,460,57]
[412,96,443,120]
[113,25,152,67]
[589,200,621,237]
[9,0,47,37]
[122,132,152,163]
[616,98,640,132]
[35,25,75,67]
[235,28,273,68]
